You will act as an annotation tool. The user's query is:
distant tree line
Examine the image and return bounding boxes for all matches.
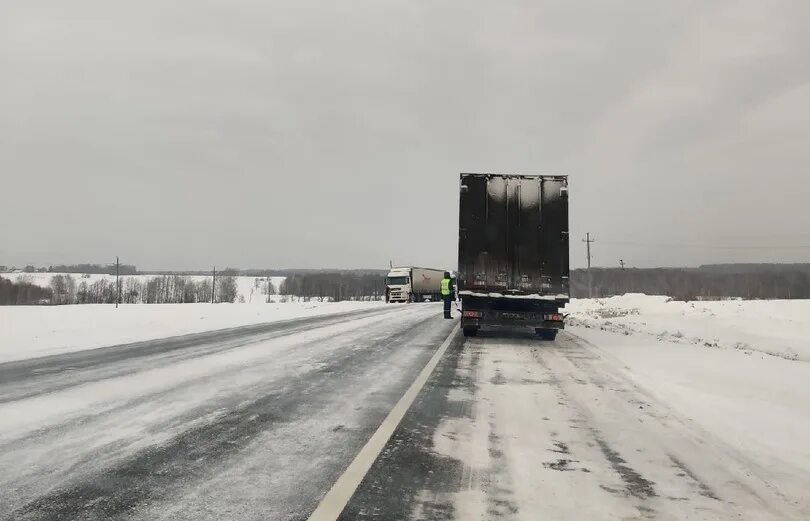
[47,264,139,275]
[6,263,810,304]
[570,264,810,300]
[1,274,240,305]
[79,275,238,304]
[1,264,140,275]
[2,270,381,305]
[0,276,53,305]
[122,275,238,304]
[138,268,389,278]
[280,272,385,301]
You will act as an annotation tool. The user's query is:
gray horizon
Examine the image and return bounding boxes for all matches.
[2,1,809,271]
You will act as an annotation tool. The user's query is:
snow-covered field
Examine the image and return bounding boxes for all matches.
[0,301,385,363]
[0,272,287,304]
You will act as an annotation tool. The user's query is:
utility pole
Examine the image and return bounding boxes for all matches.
[115,256,120,308]
[583,233,595,298]
[212,266,216,304]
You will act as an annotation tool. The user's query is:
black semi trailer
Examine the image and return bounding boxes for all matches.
[457,173,570,339]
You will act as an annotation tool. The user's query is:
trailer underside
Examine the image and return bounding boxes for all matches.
[460,295,567,338]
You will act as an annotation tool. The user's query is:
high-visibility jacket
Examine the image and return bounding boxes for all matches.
[441,278,451,296]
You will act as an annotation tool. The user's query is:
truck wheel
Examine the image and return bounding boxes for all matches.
[535,328,558,341]
[463,326,478,337]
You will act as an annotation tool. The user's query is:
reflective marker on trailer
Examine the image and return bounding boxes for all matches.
[545,314,563,321]
[462,310,482,318]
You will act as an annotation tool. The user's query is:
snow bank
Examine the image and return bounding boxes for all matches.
[569,321,810,506]
[564,295,810,508]
[565,294,810,361]
[0,301,383,363]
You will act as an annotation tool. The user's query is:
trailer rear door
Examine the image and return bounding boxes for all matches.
[458,174,569,296]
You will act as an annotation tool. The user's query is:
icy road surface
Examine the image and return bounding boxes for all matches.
[0,304,453,520]
[2,301,808,520]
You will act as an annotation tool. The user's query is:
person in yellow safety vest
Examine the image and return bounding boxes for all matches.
[441,272,455,319]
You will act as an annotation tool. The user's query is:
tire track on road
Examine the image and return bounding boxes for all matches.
[335,327,805,520]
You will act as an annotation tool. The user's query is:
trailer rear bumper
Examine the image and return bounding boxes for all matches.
[461,315,565,330]
[460,295,567,330]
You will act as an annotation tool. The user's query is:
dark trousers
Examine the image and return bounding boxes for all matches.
[443,297,452,318]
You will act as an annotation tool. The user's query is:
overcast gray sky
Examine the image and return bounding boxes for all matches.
[2,0,809,271]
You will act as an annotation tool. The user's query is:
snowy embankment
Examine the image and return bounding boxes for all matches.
[566,294,809,361]
[0,301,384,363]
[564,294,810,503]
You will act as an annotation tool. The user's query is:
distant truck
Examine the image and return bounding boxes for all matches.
[457,173,570,339]
[385,267,447,303]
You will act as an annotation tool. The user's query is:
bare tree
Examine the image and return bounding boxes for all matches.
[216,275,238,303]
[50,275,67,305]
[77,281,90,304]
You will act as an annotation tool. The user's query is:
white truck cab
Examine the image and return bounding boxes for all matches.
[385,267,412,303]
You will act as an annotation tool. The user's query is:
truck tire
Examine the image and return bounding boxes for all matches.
[535,328,558,341]
[463,326,479,337]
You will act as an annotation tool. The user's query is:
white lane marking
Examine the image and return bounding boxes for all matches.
[307,322,461,521]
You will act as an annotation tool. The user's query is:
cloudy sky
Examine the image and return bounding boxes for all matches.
[1,0,809,270]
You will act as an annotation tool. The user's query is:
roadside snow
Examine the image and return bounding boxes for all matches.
[563,295,810,512]
[572,325,810,479]
[565,294,810,361]
[0,301,384,363]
